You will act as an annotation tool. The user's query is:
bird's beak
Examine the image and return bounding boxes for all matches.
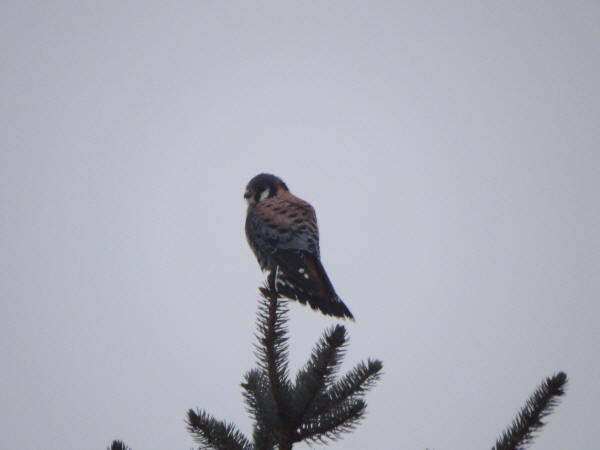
[244,191,251,200]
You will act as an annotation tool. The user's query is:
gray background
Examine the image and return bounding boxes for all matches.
[1,2,598,449]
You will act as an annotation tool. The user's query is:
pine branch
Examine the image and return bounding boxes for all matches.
[292,325,347,422]
[108,441,132,450]
[186,409,252,450]
[492,371,568,450]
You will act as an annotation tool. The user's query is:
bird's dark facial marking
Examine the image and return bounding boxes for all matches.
[245,173,289,205]
[244,173,290,205]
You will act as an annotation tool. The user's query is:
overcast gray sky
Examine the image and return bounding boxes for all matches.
[1,2,599,449]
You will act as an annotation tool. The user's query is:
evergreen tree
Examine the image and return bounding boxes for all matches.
[107,441,131,450]
[492,371,568,450]
[108,285,568,449]
[187,283,383,449]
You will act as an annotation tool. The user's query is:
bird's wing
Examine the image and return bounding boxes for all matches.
[270,249,354,320]
[246,194,320,256]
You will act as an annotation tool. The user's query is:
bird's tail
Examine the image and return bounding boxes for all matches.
[273,258,354,321]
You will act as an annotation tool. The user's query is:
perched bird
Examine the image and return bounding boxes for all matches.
[244,173,354,320]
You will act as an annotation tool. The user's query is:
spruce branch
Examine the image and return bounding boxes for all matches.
[186,409,252,450]
[256,282,292,423]
[292,325,347,422]
[242,369,273,423]
[293,358,382,444]
[492,371,568,450]
[326,359,383,407]
[242,369,277,449]
[108,441,132,450]
[295,398,367,443]
[255,280,295,449]
[254,279,382,448]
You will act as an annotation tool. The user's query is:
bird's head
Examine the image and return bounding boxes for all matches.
[244,173,289,205]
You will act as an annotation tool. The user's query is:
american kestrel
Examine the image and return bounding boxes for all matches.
[244,173,354,320]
